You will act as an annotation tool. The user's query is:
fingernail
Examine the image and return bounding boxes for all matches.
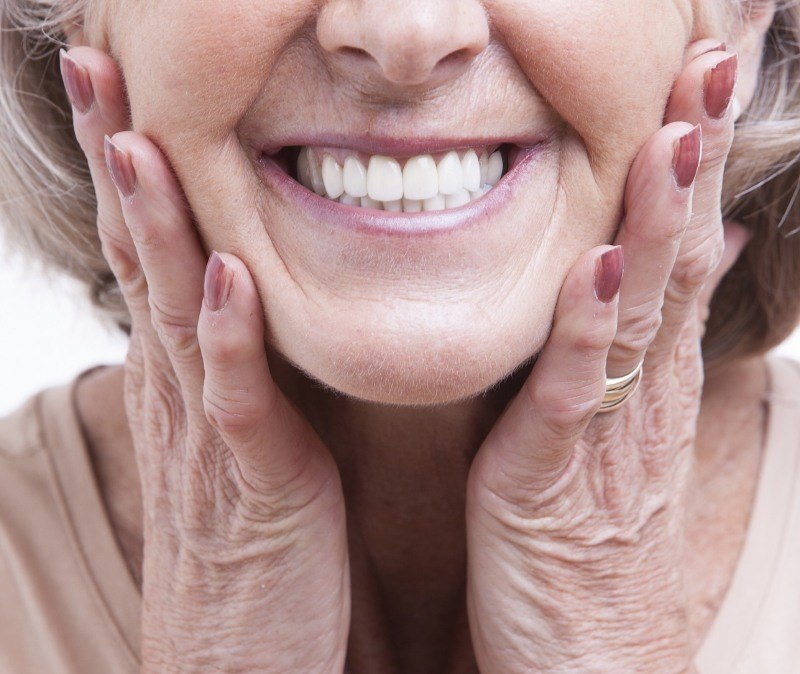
[104,136,137,198]
[204,252,233,312]
[704,53,738,119]
[595,246,624,304]
[59,49,94,114]
[699,41,726,57]
[672,124,702,189]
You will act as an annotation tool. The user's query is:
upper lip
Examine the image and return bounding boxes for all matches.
[259,132,551,159]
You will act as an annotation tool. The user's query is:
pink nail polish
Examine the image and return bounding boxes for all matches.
[704,54,738,119]
[104,136,137,198]
[204,252,233,312]
[595,246,624,304]
[59,49,94,114]
[672,125,702,189]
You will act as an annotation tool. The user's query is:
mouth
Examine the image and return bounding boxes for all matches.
[265,143,525,213]
[256,135,551,235]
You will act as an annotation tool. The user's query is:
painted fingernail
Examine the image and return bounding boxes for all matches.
[59,49,94,114]
[104,136,137,198]
[704,53,738,119]
[204,252,233,312]
[595,246,624,304]
[672,125,702,189]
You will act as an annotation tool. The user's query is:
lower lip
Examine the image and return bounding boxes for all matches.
[257,143,549,237]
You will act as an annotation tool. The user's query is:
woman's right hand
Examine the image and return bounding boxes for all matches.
[60,47,350,673]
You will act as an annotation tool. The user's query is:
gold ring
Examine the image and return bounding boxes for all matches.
[598,361,644,413]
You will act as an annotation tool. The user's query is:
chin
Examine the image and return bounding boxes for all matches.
[271,309,549,406]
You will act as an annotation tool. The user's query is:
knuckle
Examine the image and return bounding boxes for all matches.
[115,261,148,301]
[96,205,128,244]
[144,374,187,447]
[571,319,617,354]
[530,379,603,434]
[201,325,246,366]
[80,134,107,166]
[149,297,199,357]
[202,390,260,444]
[99,237,140,286]
[670,242,720,296]
[616,305,663,358]
[699,135,734,170]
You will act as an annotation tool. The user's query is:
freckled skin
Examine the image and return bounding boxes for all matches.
[97,0,707,405]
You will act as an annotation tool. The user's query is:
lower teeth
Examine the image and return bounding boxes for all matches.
[337,185,494,212]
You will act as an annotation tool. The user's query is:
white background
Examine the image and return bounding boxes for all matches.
[3,235,800,417]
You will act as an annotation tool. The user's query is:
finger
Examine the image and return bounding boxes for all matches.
[473,246,621,499]
[60,49,171,382]
[681,38,727,69]
[197,253,330,492]
[604,123,700,378]
[104,132,208,412]
[655,50,738,352]
[59,48,136,275]
[696,220,751,327]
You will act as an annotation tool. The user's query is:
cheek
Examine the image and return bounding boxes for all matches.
[491,0,688,177]
[112,1,314,253]
[116,1,311,143]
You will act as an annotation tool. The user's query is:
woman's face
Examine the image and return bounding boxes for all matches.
[92,0,727,404]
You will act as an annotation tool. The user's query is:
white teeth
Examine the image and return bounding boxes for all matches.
[403,198,423,213]
[470,186,489,201]
[367,155,404,202]
[486,151,504,186]
[461,150,481,192]
[423,194,446,212]
[298,148,327,195]
[343,156,368,198]
[322,154,344,199]
[479,152,489,186]
[445,188,471,209]
[294,146,509,212]
[403,154,439,201]
[361,196,382,209]
[437,151,463,195]
[339,193,360,206]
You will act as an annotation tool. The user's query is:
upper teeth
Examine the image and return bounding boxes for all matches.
[296,147,505,212]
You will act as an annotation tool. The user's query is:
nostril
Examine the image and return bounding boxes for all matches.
[316,0,489,90]
[340,46,371,60]
[438,48,470,67]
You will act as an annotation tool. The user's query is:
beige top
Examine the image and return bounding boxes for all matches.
[0,359,799,674]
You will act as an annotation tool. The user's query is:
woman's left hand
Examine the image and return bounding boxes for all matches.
[465,42,744,674]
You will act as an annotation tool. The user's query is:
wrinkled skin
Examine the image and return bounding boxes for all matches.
[62,0,775,672]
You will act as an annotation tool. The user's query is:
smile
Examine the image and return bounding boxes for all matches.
[272,145,523,212]
[257,136,551,235]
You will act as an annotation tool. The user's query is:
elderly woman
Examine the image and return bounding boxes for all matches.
[1,0,800,672]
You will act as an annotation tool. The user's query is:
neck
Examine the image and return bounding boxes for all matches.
[74,353,767,672]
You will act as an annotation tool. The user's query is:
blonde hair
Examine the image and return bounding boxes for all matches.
[2,1,800,363]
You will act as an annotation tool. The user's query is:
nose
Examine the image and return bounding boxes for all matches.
[317,0,490,89]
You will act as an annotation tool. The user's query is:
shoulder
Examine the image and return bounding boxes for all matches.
[0,367,105,460]
[0,388,48,459]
